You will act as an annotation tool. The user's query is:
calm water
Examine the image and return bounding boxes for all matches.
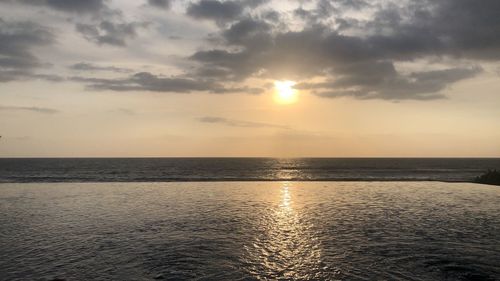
[0,181,499,280]
[1,158,499,182]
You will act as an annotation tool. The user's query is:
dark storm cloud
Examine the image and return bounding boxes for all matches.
[1,0,107,14]
[0,19,53,68]
[86,72,216,92]
[69,62,133,73]
[190,49,258,80]
[297,63,482,100]
[31,73,65,82]
[242,0,268,8]
[76,21,147,47]
[187,0,243,23]
[192,66,232,79]
[0,18,54,82]
[187,0,500,100]
[294,0,369,24]
[190,27,376,80]
[147,0,171,9]
[39,0,106,13]
[0,105,59,114]
[186,0,268,24]
[199,116,289,129]
[349,0,500,61]
[309,66,482,101]
[416,0,500,60]
[1,0,498,101]
[222,18,271,47]
[72,72,264,94]
[1,0,147,47]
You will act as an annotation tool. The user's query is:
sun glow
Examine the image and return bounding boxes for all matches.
[274,80,298,104]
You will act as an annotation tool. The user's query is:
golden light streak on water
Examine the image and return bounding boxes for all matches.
[243,182,326,280]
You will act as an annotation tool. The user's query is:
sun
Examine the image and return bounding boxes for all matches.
[274,80,298,104]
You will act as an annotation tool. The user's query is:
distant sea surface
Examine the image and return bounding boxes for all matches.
[0,158,499,183]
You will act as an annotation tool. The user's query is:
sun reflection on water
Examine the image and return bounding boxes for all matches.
[243,182,325,280]
[280,183,291,209]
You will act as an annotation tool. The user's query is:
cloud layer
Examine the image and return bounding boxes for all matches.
[1,0,107,14]
[186,0,500,100]
[0,0,499,100]
[0,18,54,82]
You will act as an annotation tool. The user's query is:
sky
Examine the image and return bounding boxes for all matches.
[0,0,499,157]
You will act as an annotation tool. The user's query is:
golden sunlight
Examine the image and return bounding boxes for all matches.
[274,80,298,104]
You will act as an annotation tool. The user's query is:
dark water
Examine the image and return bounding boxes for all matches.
[1,158,499,183]
[0,182,499,281]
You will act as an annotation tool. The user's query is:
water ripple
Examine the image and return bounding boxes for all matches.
[0,181,499,280]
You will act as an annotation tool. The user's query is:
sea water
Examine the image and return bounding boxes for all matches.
[1,158,499,182]
[0,181,499,280]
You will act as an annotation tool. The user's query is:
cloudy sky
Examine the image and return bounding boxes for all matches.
[0,0,499,157]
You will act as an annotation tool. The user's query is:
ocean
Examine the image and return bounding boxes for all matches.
[1,158,499,280]
[0,158,499,183]
[0,181,499,280]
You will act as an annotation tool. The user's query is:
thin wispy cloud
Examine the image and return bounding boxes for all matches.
[69,62,133,74]
[112,108,136,115]
[76,21,148,47]
[71,72,264,94]
[199,116,290,129]
[0,105,59,114]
